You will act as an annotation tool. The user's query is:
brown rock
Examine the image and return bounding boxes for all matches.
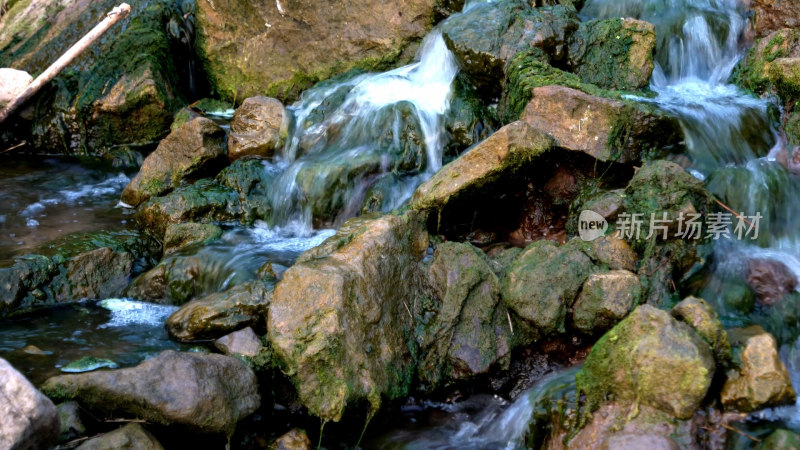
[166,281,272,342]
[228,96,286,161]
[565,403,690,450]
[721,326,796,412]
[572,270,640,334]
[749,0,800,38]
[410,122,554,211]
[522,85,681,164]
[747,258,799,305]
[121,118,227,207]
[270,428,311,450]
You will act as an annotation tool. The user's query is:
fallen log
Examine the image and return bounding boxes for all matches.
[0,3,131,124]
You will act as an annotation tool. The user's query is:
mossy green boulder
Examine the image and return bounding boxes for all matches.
[417,242,516,388]
[268,211,428,422]
[572,270,640,335]
[502,239,597,336]
[576,305,715,419]
[671,296,732,366]
[567,18,656,91]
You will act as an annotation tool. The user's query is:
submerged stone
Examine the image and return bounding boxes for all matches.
[60,357,119,373]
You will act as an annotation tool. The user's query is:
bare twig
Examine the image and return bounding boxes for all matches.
[0,4,131,123]
[714,198,753,228]
[506,310,514,335]
[0,140,26,155]
[720,423,760,442]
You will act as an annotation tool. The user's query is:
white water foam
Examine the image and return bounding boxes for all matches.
[97,298,178,329]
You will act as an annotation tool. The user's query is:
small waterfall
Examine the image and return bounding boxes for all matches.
[267,32,460,229]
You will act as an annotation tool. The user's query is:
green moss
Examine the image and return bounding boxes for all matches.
[733,29,800,95]
[500,48,619,123]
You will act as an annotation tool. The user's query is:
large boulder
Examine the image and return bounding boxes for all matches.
[567,18,656,90]
[194,0,439,102]
[440,1,579,97]
[228,96,287,161]
[76,423,164,450]
[521,85,682,163]
[576,305,715,419]
[721,326,796,412]
[166,281,272,342]
[417,242,516,388]
[502,240,597,336]
[0,358,60,450]
[410,121,554,212]
[0,231,160,316]
[0,0,191,155]
[268,211,428,421]
[122,118,228,207]
[41,350,260,435]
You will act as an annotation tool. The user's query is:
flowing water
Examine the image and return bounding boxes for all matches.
[5,0,800,445]
[0,157,134,265]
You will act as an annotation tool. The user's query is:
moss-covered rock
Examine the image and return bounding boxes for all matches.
[194,0,438,102]
[567,18,655,91]
[572,270,640,335]
[1,0,192,156]
[440,1,579,98]
[417,242,517,389]
[760,429,800,450]
[267,211,428,422]
[576,305,715,420]
[502,239,597,336]
[121,118,228,207]
[163,222,223,255]
[410,122,554,212]
[721,326,796,412]
[0,230,159,316]
[134,179,243,239]
[166,281,272,342]
[521,85,682,163]
[733,29,800,96]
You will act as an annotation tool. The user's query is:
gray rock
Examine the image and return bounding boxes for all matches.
[215,327,264,357]
[42,350,260,434]
[0,358,60,450]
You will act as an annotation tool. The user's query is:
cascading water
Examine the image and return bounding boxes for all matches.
[265,30,460,229]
